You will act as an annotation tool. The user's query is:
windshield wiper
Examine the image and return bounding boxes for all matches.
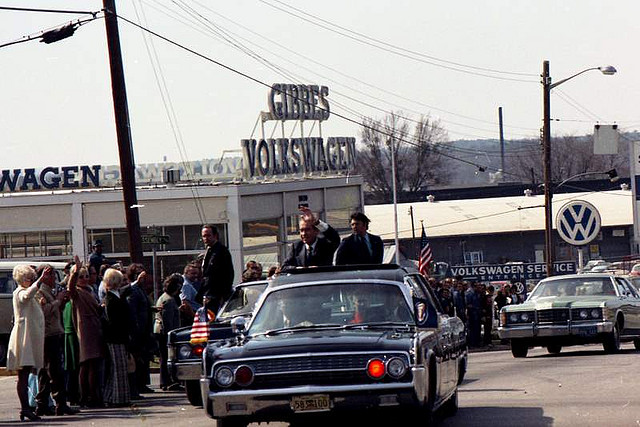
[342,321,414,330]
[258,323,343,336]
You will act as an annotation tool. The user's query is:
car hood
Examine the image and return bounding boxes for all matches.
[210,329,415,360]
[507,296,614,310]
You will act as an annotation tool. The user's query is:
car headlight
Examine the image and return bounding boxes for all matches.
[509,313,519,323]
[579,309,588,319]
[520,313,530,322]
[215,366,234,387]
[590,308,601,319]
[179,345,192,359]
[386,357,407,379]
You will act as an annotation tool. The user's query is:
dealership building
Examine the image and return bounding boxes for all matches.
[0,167,363,278]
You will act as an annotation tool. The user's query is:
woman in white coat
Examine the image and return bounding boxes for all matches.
[7,264,49,422]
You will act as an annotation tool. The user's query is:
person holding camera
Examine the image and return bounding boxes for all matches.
[7,264,47,422]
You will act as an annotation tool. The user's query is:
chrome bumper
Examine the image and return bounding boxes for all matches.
[201,366,426,418]
[498,321,613,339]
[172,361,201,380]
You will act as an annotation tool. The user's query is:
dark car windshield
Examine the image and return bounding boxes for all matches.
[248,282,414,335]
[530,278,617,300]
[217,282,268,320]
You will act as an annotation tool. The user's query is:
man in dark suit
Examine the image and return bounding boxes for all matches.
[335,212,384,265]
[282,207,340,271]
[197,224,234,313]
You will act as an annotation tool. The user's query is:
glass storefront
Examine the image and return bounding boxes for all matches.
[0,230,72,259]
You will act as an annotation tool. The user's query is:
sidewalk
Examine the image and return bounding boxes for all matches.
[468,339,510,353]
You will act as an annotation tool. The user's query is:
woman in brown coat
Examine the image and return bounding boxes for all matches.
[68,257,104,408]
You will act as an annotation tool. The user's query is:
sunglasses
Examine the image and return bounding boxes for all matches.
[79,274,90,279]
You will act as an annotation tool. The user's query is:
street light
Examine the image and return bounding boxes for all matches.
[542,60,617,277]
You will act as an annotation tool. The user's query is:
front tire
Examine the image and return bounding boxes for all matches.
[185,380,202,406]
[546,344,562,354]
[511,339,528,358]
[603,321,621,354]
[457,357,467,385]
[441,389,458,417]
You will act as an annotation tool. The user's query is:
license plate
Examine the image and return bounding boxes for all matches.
[576,326,597,336]
[291,394,331,412]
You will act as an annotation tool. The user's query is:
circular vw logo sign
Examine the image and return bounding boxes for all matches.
[556,200,601,246]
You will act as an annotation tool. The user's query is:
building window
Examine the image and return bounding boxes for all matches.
[86,224,226,254]
[0,230,72,260]
[464,251,483,265]
[243,218,281,248]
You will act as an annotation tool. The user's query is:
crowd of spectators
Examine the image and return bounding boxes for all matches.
[5,231,244,421]
[427,277,526,348]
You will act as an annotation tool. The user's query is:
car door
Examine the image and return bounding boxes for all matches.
[406,274,456,395]
[617,278,640,333]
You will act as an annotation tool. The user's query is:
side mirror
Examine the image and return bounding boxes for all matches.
[231,316,246,334]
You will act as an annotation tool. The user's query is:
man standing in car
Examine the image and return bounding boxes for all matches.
[282,207,340,271]
[335,212,384,265]
[197,225,234,314]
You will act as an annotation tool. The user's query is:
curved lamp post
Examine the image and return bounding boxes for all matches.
[542,61,617,277]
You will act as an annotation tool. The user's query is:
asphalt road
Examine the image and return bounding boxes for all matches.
[0,343,638,426]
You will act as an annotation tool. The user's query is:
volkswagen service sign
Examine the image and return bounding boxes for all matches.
[556,200,601,246]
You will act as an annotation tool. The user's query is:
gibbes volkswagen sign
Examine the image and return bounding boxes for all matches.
[242,83,356,178]
[556,200,601,246]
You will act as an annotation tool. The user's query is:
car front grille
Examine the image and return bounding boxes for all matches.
[212,352,411,390]
[536,309,569,324]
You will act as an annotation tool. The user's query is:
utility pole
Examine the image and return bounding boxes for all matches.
[498,106,505,176]
[103,0,144,264]
[542,60,554,277]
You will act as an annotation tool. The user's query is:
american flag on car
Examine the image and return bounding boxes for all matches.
[190,306,215,344]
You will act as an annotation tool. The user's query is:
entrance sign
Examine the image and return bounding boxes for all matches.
[556,200,601,246]
[450,262,576,281]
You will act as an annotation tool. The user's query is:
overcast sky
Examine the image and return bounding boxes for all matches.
[0,0,637,170]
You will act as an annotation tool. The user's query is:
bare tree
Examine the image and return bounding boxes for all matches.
[510,134,629,184]
[356,112,450,202]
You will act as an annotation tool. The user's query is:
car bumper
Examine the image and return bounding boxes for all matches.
[169,361,201,381]
[498,321,613,340]
[201,367,427,420]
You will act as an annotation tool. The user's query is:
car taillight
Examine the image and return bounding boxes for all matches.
[235,365,254,386]
[367,359,385,379]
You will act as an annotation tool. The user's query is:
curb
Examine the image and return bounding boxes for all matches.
[0,367,16,377]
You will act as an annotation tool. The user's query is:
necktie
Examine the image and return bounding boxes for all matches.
[304,244,311,266]
[361,235,372,256]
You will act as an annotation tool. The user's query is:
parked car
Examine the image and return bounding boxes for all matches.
[200,265,466,426]
[579,260,608,273]
[498,273,640,358]
[0,261,67,366]
[629,263,640,277]
[588,263,612,273]
[168,280,268,405]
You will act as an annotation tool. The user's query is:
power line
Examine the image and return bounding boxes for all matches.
[0,15,101,49]
[113,11,530,181]
[0,6,99,15]
[131,1,207,224]
[185,0,539,132]
[256,0,538,83]
[142,1,540,149]
[266,0,538,78]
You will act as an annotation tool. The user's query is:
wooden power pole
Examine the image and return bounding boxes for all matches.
[103,0,144,264]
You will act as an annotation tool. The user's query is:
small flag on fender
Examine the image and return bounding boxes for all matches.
[190,307,215,344]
